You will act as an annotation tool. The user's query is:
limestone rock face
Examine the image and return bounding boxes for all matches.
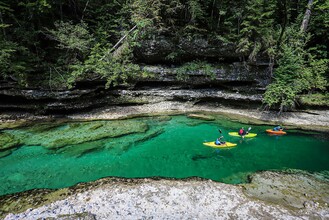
[0,62,270,114]
[0,34,272,114]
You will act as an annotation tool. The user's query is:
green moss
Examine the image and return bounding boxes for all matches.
[0,188,70,219]
[0,133,21,150]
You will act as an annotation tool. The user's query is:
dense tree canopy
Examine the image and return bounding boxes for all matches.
[0,0,328,111]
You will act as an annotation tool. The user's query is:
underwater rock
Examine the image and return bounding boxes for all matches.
[134,128,165,144]
[104,128,165,155]
[153,115,172,122]
[0,133,21,150]
[0,150,12,158]
[12,120,149,149]
[0,148,16,158]
[7,173,26,183]
[187,114,215,121]
[56,141,105,158]
[243,170,329,210]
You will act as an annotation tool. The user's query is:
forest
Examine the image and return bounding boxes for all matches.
[0,0,328,112]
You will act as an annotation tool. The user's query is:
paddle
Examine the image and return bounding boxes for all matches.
[217,129,225,144]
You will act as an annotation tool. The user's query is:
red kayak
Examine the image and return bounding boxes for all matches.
[266,129,287,135]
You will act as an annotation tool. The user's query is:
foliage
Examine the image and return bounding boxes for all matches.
[68,42,140,89]
[301,58,328,92]
[176,61,215,81]
[0,39,31,86]
[263,44,303,112]
[298,93,329,107]
[47,21,94,54]
[263,27,328,113]
[237,0,277,61]
[0,0,327,102]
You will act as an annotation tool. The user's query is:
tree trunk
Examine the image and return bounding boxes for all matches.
[300,0,313,33]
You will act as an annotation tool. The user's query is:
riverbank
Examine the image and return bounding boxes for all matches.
[2,171,329,219]
[68,101,329,131]
[2,101,328,131]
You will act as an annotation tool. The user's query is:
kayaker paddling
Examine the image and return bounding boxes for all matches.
[216,129,225,145]
[273,125,283,131]
[238,127,251,138]
[215,136,225,145]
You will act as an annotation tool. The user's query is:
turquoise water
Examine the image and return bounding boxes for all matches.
[0,115,329,196]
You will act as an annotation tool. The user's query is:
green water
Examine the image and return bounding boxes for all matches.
[0,115,329,196]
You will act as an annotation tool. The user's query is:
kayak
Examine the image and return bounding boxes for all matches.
[266,129,287,135]
[228,132,257,138]
[203,141,237,148]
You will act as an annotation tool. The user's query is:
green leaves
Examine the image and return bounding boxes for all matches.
[68,42,140,89]
[263,28,328,112]
[187,0,205,23]
[0,40,29,85]
[47,21,94,54]
[237,0,277,61]
[176,61,215,81]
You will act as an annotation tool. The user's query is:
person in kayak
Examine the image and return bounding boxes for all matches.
[238,127,247,136]
[273,126,283,131]
[215,136,225,145]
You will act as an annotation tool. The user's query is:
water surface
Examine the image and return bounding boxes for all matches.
[0,115,328,196]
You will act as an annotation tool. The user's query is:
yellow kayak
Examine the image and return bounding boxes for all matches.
[203,141,237,149]
[229,132,257,138]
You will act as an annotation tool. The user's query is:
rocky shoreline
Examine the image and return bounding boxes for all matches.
[67,101,329,130]
[1,171,328,220]
[1,101,328,131]
[1,102,329,219]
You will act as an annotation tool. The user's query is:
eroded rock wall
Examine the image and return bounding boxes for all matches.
[0,61,271,114]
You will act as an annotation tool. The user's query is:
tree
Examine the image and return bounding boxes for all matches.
[300,0,314,32]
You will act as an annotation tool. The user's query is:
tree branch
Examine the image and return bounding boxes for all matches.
[100,24,137,61]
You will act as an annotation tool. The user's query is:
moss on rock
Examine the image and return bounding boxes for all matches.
[7,120,149,149]
[0,133,21,150]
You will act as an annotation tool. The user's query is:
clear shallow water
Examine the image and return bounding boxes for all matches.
[0,115,329,196]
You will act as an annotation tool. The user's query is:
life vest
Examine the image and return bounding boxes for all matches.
[239,129,244,135]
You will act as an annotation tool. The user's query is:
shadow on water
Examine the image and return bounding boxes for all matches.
[192,149,234,161]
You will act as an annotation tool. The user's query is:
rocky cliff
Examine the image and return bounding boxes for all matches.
[0,62,271,114]
[0,36,278,114]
